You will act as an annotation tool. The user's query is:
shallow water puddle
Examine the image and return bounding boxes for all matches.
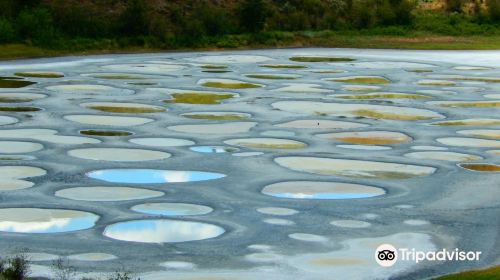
[245,74,300,80]
[0,155,36,161]
[82,102,166,113]
[131,203,213,216]
[202,69,232,73]
[55,186,164,201]
[260,64,306,69]
[101,63,185,74]
[199,78,262,89]
[0,208,99,233]
[159,261,197,270]
[192,55,272,64]
[458,163,500,172]
[289,233,328,242]
[181,111,250,120]
[429,74,500,83]
[0,166,46,191]
[263,218,295,226]
[224,138,306,149]
[0,76,36,88]
[417,79,456,86]
[0,92,47,103]
[411,145,448,151]
[276,119,368,129]
[129,137,195,147]
[337,144,392,150]
[168,122,257,134]
[103,219,224,243]
[436,137,500,148]
[456,129,500,139]
[428,101,500,108]
[417,89,456,95]
[164,92,236,104]
[335,61,435,69]
[64,115,154,126]
[325,76,390,84]
[87,169,226,184]
[0,116,18,126]
[68,253,117,262]
[406,69,433,73]
[15,72,64,78]
[453,66,491,71]
[262,181,385,199]
[330,220,371,228]
[260,130,296,137]
[79,130,132,137]
[335,92,430,100]
[273,83,332,93]
[256,207,298,216]
[404,151,482,162]
[430,118,500,126]
[190,146,239,153]
[484,94,500,99]
[68,148,171,162]
[0,141,43,153]
[0,129,100,145]
[316,131,411,145]
[47,84,133,95]
[289,56,354,62]
[342,85,381,92]
[274,157,436,179]
[83,73,151,80]
[286,232,435,279]
[486,150,500,155]
[272,101,443,121]
[232,152,264,157]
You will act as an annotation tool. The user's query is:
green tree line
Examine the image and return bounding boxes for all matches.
[0,0,499,48]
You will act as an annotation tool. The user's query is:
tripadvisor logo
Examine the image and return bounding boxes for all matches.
[375,244,482,267]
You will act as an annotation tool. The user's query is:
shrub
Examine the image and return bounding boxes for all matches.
[0,17,15,43]
[237,0,269,33]
[51,257,76,280]
[1,254,31,280]
[487,0,500,22]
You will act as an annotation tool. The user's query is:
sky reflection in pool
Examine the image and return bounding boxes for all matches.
[103,219,225,243]
[0,208,99,233]
[131,203,213,216]
[262,181,385,200]
[189,146,239,153]
[87,169,226,184]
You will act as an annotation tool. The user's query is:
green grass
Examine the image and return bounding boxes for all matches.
[201,81,261,89]
[435,266,500,280]
[164,93,234,104]
[0,106,40,112]
[15,72,64,78]
[0,77,36,88]
[2,32,500,61]
[79,130,132,136]
[88,106,165,113]
[0,97,33,103]
[327,76,391,84]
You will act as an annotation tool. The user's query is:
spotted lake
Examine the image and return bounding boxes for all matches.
[0,49,499,280]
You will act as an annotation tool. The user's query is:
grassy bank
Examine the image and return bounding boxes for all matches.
[1,31,500,61]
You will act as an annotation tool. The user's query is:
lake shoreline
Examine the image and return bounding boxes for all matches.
[2,34,500,61]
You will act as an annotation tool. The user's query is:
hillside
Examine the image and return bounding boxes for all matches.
[0,0,499,58]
